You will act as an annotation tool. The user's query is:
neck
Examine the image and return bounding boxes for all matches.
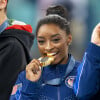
[0,10,7,25]
[59,54,69,65]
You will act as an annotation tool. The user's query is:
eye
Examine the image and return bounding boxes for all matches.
[38,40,45,44]
[52,38,60,43]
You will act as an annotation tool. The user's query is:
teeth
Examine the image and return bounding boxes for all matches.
[47,53,56,56]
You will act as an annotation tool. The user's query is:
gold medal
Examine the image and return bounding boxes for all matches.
[38,53,54,67]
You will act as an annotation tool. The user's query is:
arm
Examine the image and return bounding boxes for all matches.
[19,77,40,100]
[74,43,100,99]
[10,59,42,100]
[10,72,23,100]
[18,59,42,100]
[10,71,40,100]
[74,23,100,99]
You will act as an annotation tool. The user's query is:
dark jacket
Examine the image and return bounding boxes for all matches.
[0,28,34,100]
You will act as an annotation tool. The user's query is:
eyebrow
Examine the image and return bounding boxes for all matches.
[51,34,60,38]
[37,33,60,39]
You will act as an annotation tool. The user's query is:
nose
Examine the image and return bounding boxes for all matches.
[45,41,53,52]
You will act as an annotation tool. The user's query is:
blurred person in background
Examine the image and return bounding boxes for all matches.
[0,0,34,99]
[74,23,100,100]
[10,5,100,100]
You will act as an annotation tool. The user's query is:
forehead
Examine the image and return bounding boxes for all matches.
[37,24,67,37]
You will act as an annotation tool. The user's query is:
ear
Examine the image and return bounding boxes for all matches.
[0,0,7,10]
[67,34,72,46]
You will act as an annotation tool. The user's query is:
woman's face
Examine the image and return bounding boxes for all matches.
[37,24,72,64]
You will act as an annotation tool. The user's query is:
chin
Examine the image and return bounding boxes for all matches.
[51,59,60,65]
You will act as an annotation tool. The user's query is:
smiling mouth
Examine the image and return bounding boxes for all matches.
[43,52,58,58]
[47,52,57,57]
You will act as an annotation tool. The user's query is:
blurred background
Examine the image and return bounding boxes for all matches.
[7,0,100,60]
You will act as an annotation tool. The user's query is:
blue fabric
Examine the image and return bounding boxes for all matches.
[10,55,79,100]
[44,56,75,85]
[0,20,9,33]
[74,43,100,99]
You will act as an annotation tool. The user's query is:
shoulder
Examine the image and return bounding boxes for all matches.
[9,19,27,25]
[10,71,26,98]
[0,38,17,50]
[13,71,26,85]
[1,37,23,49]
[0,38,25,58]
[72,61,80,73]
[75,61,80,68]
[18,70,26,81]
[6,19,33,33]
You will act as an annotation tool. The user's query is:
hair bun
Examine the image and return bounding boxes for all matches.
[46,5,69,20]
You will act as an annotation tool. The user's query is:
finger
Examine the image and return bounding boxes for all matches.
[26,63,36,75]
[31,59,41,71]
[33,59,41,71]
[27,60,39,70]
[26,66,42,82]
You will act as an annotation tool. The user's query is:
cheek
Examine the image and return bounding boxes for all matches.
[58,43,68,55]
[38,45,44,55]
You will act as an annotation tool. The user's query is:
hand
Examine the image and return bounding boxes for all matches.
[26,59,42,82]
[91,23,100,46]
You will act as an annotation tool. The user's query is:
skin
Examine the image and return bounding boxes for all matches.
[37,24,72,65]
[91,23,100,46]
[26,23,72,82]
[0,0,7,25]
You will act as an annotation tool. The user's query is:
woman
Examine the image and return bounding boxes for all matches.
[10,5,100,100]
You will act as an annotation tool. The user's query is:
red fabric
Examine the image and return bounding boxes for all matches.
[5,24,32,33]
